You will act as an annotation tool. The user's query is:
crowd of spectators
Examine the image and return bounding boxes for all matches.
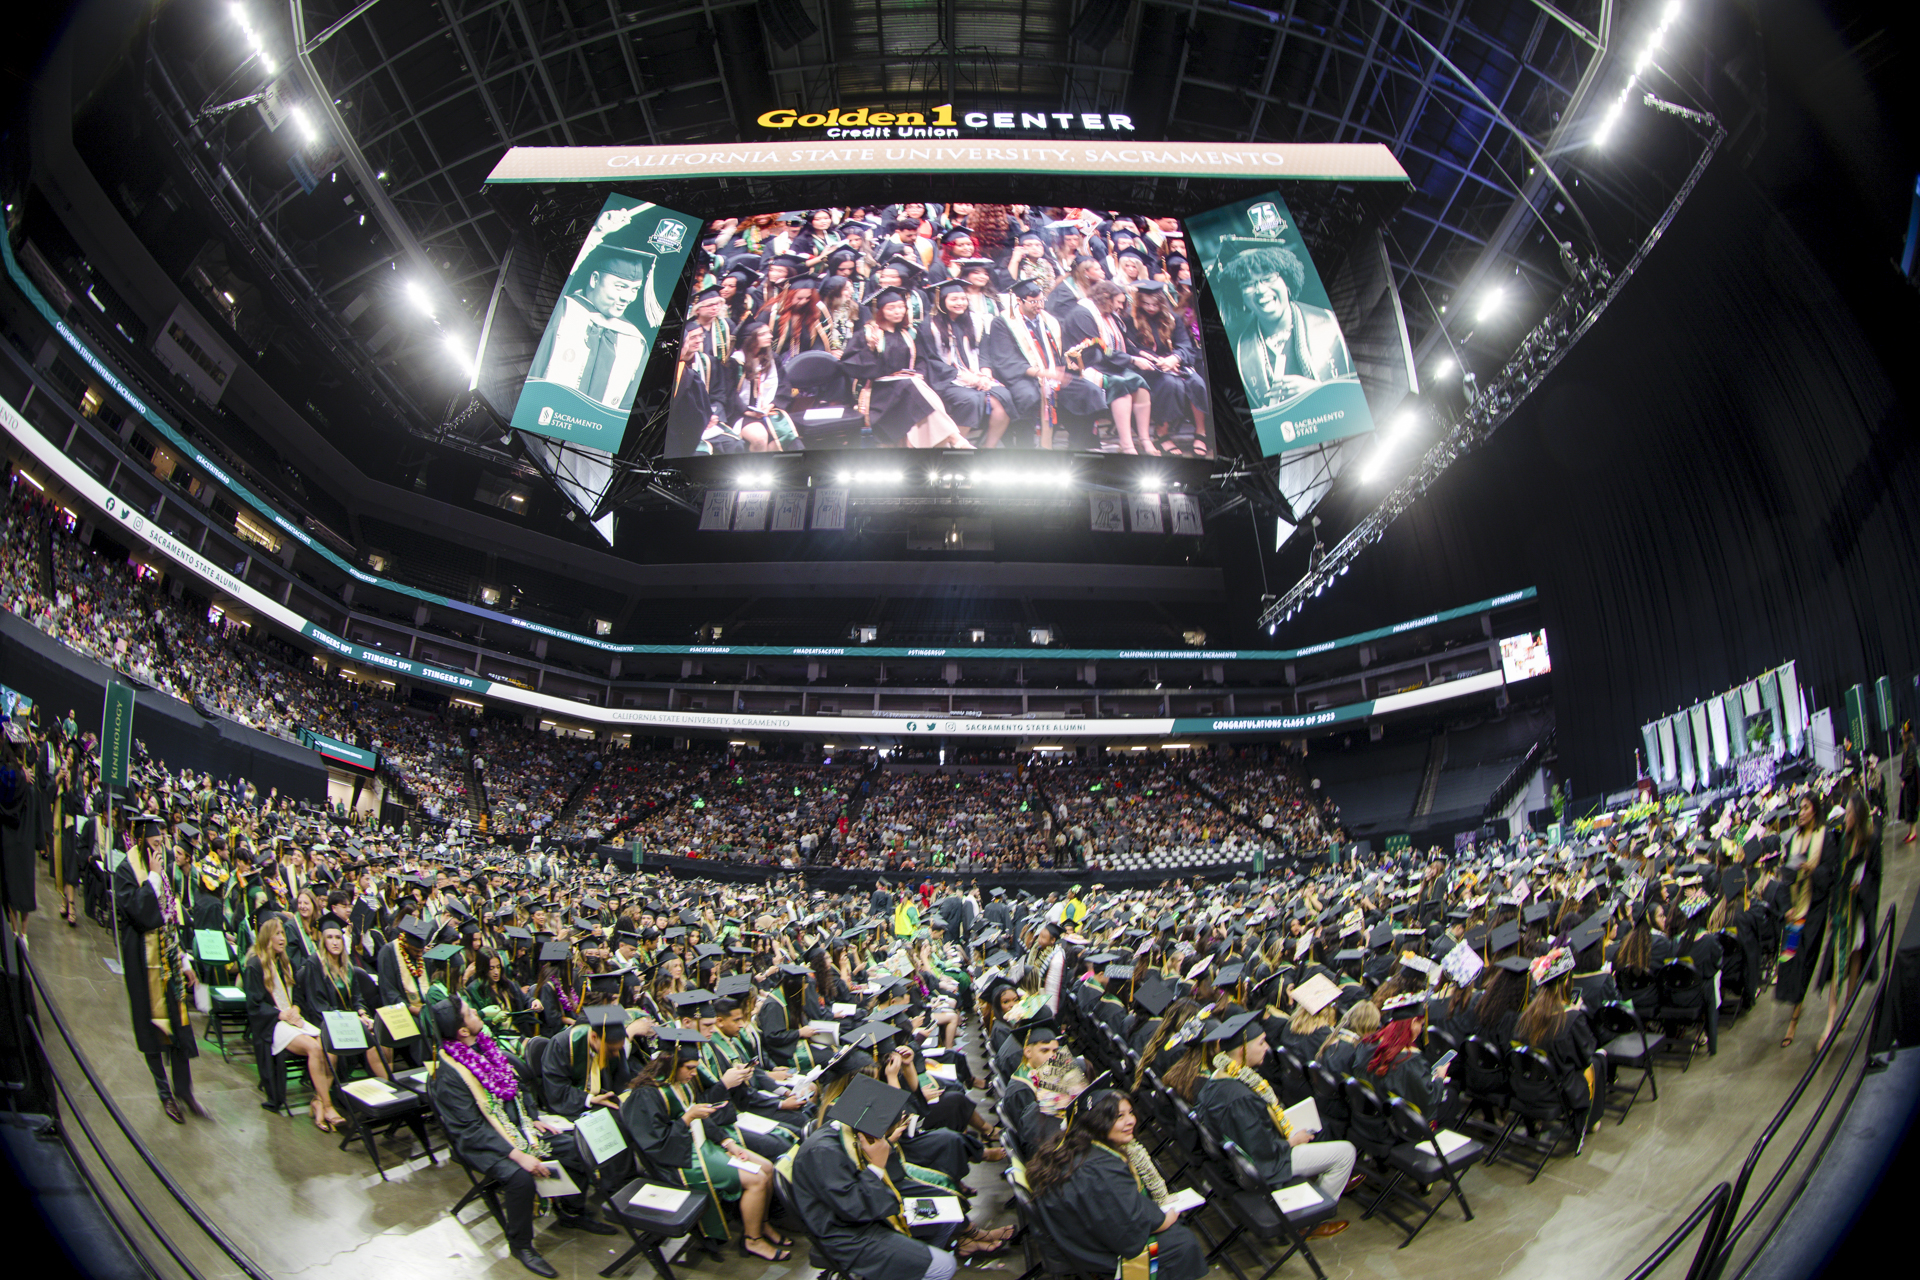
[4,479,1336,874]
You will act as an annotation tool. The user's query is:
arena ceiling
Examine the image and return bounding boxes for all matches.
[117,0,1740,554]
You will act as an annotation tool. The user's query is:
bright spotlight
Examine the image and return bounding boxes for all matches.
[835,471,851,484]
[1139,474,1163,492]
[1431,355,1456,381]
[1476,287,1505,324]
[442,332,474,376]
[405,280,435,318]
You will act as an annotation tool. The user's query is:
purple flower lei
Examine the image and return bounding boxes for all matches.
[445,1030,520,1101]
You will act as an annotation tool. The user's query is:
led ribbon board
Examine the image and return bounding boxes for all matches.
[3,384,1512,740]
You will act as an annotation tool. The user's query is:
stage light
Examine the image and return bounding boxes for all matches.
[1139,474,1163,492]
[1054,472,1072,487]
[405,280,435,318]
[1268,623,1277,636]
[835,471,851,484]
[1476,287,1505,323]
[442,332,474,376]
[1432,355,1455,381]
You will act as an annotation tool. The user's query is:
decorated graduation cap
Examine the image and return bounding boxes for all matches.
[825,1073,914,1139]
[1291,972,1341,1015]
[1529,947,1576,986]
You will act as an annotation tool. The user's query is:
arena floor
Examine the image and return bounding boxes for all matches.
[26,794,1917,1280]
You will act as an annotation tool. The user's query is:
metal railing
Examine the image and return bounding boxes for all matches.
[1622,906,1899,1280]
[14,943,274,1280]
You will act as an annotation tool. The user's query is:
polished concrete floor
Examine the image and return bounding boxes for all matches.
[23,788,1918,1280]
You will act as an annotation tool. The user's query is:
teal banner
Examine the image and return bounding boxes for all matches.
[302,730,378,771]
[1187,192,1376,455]
[510,194,699,448]
[100,682,135,790]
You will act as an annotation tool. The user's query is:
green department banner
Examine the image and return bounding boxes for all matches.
[510,194,699,448]
[101,682,134,790]
[1187,192,1377,456]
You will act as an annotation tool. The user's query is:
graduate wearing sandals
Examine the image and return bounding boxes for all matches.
[620,1028,794,1261]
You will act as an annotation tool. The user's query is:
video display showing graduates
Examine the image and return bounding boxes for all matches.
[663,203,1214,457]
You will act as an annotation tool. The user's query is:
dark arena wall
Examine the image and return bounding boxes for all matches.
[1247,160,1920,796]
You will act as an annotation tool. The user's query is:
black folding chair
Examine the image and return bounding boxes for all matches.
[1356,1096,1480,1248]
[523,1035,553,1109]
[1653,961,1706,1072]
[1593,1003,1661,1123]
[1269,1046,1311,1107]
[1002,1167,1100,1280]
[772,1169,863,1280]
[1493,1046,1585,1183]
[1455,1036,1510,1143]
[1305,1061,1349,1141]
[1201,1129,1337,1280]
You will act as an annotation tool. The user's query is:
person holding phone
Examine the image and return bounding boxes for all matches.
[428,998,614,1277]
[622,1028,791,1260]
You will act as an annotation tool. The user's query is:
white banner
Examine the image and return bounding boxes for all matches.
[733,490,771,531]
[811,487,848,529]
[697,490,733,530]
[771,490,808,531]
[1129,493,1163,534]
[1167,492,1204,536]
[1090,493,1125,532]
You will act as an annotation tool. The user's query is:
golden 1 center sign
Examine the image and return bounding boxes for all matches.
[485,136,1409,184]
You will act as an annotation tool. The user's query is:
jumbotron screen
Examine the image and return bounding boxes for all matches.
[1500,630,1552,682]
[661,203,1215,456]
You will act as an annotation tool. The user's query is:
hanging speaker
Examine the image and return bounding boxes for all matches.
[759,0,818,50]
[1069,0,1133,50]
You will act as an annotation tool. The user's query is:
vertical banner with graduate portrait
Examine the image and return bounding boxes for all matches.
[511,194,699,448]
[1188,192,1374,456]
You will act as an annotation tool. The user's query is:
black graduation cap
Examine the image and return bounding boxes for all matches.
[588,972,625,997]
[1380,993,1426,1023]
[1013,1018,1059,1046]
[671,989,716,1014]
[538,940,572,965]
[1569,916,1607,955]
[176,822,201,840]
[1366,921,1394,950]
[844,1021,900,1051]
[1332,948,1364,967]
[399,917,432,945]
[585,1003,628,1033]
[1521,902,1553,927]
[1132,973,1176,1017]
[777,963,811,979]
[1494,956,1531,974]
[714,974,753,1000]
[503,926,532,944]
[824,1073,913,1139]
[1487,921,1521,954]
[424,943,463,963]
[653,1026,709,1051]
[1202,1011,1261,1048]
[1216,963,1247,987]
[661,927,689,942]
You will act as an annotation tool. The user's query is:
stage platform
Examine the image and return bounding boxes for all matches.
[18,809,1919,1280]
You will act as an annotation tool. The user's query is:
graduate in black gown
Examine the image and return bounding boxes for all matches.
[427,998,615,1277]
[115,812,202,1123]
[788,1074,1012,1280]
[1126,282,1209,455]
[919,281,1013,446]
[619,1028,791,1258]
[1057,282,1156,456]
[1025,1090,1208,1280]
[835,289,973,449]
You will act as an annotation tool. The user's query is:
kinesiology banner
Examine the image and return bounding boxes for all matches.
[1188,192,1375,456]
[511,194,699,448]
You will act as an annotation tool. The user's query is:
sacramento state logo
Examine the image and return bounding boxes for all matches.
[648,219,688,254]
[1247,202,1286,238]
[538,406,555,426]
